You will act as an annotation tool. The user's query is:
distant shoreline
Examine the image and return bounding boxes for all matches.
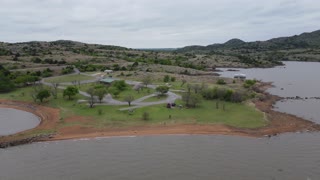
[0,82,319,148]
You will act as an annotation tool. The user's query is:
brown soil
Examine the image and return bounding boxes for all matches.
[1,82,320,145]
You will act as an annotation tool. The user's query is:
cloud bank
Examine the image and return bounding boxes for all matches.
[1,0,320,48]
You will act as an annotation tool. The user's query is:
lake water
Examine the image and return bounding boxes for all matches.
[218,61,320,123]
[1,61,320,180]
[0,134,319,180]
[0,108,40,136]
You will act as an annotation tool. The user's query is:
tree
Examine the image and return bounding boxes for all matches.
[108,86,120,98]
[112,80,127,91]
[50,82,59,99]
[36,89,50,102]
[189,93,202,108]
[181,79,187,87]
[133,83,143,93]
[182,92,202,108]
[14,75,39,86]
[156,86,169,96]
[124,94,135,106]
[86,88,96,108]
[0,72,15,93]
[63,86,79,100]
[191,84,201,94]
[94,88,107,103]
[142,75,152,88]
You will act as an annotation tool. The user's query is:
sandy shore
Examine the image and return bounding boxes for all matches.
[1,82,320,146]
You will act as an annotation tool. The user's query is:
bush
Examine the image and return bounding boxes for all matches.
[142,112,150,121]
[230,91,245,103]
[163,75,170,82]
[216,79,226,85]
[112,80,127,91]
[97,109,103,115]
[243,79,257,88]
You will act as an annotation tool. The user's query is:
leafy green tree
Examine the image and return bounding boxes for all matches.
[14,75,39,86]
[36,89,50,102]
[156,86,169,96]
[124,94,135,106]
[182,92,202,108]
[0,72,15,92]
[112,80,127,91]
[189,93,202,108]
[86,88,96,108]
[63,86,79,100]
[94,88,107,103]
[108,86,120,98]
[142,75,152,88]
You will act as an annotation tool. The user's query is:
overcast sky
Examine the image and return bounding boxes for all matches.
[1,0,320,48]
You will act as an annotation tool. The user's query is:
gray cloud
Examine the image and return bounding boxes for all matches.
[1,0,320,48]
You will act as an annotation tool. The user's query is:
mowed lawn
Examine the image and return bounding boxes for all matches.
[0,87,267,129]
[45,74,95,83]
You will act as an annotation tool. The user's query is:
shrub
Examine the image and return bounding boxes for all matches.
[243,79,257,88]
[112,80,127,91]
[97,109,103,115]
[163,75,170,82]
[216,79,226,85]
[142,112,150,121]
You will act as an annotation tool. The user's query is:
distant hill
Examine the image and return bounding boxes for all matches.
[0,40,128,56]
[178,30,320,53]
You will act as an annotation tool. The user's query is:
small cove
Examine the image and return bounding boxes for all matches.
[0,108,40,136]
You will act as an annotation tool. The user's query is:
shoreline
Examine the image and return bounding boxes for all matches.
[1,82,320,147]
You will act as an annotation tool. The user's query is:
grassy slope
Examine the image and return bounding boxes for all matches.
[45,74,95,83]
[0,87,266,129]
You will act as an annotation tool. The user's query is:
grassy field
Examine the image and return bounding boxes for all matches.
[45,74,95,83]
[0,87,267,129]
[114,87,156,101]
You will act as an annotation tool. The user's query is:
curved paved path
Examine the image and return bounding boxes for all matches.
[41,69,181,110]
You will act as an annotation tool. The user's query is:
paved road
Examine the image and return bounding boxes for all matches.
[41,69,181,110]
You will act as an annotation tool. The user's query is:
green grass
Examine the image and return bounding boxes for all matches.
[114,87,155,101]
[78,82,101,92]
[0,87,267,129]
[45,74,95,83]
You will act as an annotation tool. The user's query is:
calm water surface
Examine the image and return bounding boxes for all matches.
[0,134,320,180]
[0,108,40,136]
[218,61,320,123]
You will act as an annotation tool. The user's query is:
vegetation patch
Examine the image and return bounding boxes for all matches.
[45,74,95,83]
